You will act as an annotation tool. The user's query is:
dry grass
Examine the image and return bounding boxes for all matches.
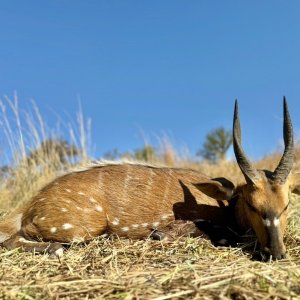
[0,100,300,299]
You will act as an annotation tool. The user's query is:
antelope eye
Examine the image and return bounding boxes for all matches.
[246,202,257,213]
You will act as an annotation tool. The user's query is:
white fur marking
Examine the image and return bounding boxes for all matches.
[38,197,46,201]
[161,214,170,220]
[122,226,129,232]
[69,159,167,173]
[89,197,97,203]
[152,221,160,228]
[18,237,36,243]
[40,217,46,221]
[132,224,139,228]
[62,223,73,230]
[95,205,103,212]
[65,189,71,193]
[162,170,172,208]
[142,223,148,228]
[76,206,82,210]
[54,248,64,258]
[273,218,280,227]
[78,191,85,196]
[61,208,68,212]
[50,227,57,233]
[263,218,271,227]
[112,218,120,226]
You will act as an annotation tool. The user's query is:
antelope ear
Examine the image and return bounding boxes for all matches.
[193,177,235,201]
[289,173,300,195]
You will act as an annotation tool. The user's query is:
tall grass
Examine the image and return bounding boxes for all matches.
[0,95,91,211]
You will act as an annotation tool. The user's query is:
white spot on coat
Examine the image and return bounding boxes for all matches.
[142,223,148,228]
[76,206,82,210]
[54,248,64,258]
[40,217,46,221]
[112,218,120,226]
[132,224,139,228]
[50,227,57,233]
[273,218,280,227]
[89,197,97,203]
[95,205,103,212]
[18,237,36,243]
[62,223,73,230]
[263,218,271,227]
[78,191,85,195]
[152,221,160,228]
[122,226,129,232]
[65,189,71,193]
[61,208,68,212]
[38,197,46,201]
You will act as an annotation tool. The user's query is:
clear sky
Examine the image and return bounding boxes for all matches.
[1,1,300,161]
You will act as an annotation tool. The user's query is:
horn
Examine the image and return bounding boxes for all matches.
[233,100,260,184]
[272,97,294,183]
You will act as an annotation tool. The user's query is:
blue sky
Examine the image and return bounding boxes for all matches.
[1,1,300,161]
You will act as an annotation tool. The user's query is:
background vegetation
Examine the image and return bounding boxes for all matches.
[0,99,299,299]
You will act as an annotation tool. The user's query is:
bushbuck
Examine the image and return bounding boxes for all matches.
[230,98,296,259]
[0,98,298,260]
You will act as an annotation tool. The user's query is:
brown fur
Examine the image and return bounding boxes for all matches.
[0,163,233,256]
[233,171,293,259]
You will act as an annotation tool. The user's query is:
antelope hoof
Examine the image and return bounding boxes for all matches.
[150,230,166,241]
[47,243,64,258]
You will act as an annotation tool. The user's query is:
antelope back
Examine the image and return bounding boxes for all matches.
[20,163,233,243]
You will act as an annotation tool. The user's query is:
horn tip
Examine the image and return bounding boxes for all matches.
[234,99,239,114]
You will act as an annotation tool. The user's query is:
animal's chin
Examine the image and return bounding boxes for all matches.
[249,245,287,261]
[258,248,287,261]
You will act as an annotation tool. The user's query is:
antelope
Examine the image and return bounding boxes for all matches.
[230,98,296,259]
[0,98,298,260]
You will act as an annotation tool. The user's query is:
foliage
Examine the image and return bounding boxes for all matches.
[103,148,122,160]
[132,144,157,162]
[27,138,80,166]
[198,127,233,162]
[104,145,158,163]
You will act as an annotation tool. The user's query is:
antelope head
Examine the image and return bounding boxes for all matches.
[233,98,293,260]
